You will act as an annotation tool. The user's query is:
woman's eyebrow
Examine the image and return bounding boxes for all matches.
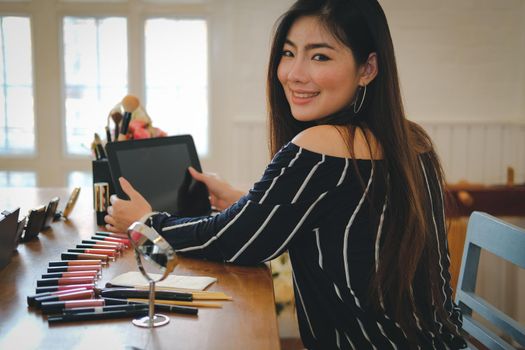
[284,39,336,51]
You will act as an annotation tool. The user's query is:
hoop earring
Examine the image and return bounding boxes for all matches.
[353,84,367,114]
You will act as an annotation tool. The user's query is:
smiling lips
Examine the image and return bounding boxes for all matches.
[290,89,320,105]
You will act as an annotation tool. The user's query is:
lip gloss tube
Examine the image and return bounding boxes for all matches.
[35,289,95,308]
[67,248,117,258]
[95,231,129,240]
[61,252,108,262]
[36,276,96,287]
[76,244,120,253]
[27,287,89,307]
[49,260,103,267]
[47,265,102,273]
[42,271,99,279]
[35,284,95,294]
[41,299,105,314]
[82,239,123,250]
[91,235,129,246]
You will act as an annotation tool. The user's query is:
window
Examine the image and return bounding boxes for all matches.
[0,171,36,187]
[63,16,127,155]
[0,16,34,155]
[67,171,92,189]
[145,18,208,155]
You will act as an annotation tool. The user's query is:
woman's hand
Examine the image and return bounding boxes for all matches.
[104,177,153,233]
[188,167,245,211]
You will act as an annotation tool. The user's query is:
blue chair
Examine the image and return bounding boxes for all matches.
[456,211,525,350]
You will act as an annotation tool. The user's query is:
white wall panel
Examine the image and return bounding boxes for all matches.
[232,120,525,187]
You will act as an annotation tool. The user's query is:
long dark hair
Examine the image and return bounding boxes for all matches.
[267,0,459,344]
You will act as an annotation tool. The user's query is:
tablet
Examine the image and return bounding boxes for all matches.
[106,135,211,217]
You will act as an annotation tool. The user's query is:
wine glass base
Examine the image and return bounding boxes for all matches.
[132,313,170,328]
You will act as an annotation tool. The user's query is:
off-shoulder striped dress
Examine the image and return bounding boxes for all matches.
[148,141,466,349]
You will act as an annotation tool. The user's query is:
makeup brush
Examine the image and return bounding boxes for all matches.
[94,133,106,159]
[110,111,123,141]
[105,126,112,143]
[117,95,140,141]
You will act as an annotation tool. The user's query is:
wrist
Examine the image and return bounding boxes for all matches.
[138,211,159,226]
[227,188,245,206]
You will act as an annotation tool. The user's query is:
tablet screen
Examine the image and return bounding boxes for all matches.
[107,135,211,217]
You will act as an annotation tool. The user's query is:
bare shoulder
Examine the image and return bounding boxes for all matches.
[292,125,383,159]
[292,125,350,158]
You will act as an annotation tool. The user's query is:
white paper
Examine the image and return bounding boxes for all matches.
[109,271,217,291]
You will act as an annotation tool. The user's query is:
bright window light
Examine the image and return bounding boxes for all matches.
[67,171,92,189]
[63,17,128,155]
[0,171,36,187]
[145,18,208,155]
[0,17,34,155]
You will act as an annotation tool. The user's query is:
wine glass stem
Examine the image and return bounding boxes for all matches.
[149,280,155,327]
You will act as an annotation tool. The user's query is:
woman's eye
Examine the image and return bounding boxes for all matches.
[313,54,330,62]
[282,50,294,57]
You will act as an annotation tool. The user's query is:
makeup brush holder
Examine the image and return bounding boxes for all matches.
[91,159,116,209]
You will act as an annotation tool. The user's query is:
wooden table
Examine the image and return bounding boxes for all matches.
[0,188,280,350]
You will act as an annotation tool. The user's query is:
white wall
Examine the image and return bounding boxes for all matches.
[219,0,525,186]
[202,0,293,182]
[383,0,525,123]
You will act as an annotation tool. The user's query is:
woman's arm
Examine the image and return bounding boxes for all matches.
[105,169,246,233]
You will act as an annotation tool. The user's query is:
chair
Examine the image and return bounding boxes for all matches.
[456,211,525,350]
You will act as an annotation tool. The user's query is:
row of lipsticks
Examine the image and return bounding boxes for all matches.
[26,231,146,323]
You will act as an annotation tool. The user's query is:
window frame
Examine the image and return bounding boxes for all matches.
[0,0,212,187]
[0,12,37,159]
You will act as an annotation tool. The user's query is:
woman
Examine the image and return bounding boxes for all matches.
[106,0,466,348]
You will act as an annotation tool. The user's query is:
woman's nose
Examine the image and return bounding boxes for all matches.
[287,58,309,83]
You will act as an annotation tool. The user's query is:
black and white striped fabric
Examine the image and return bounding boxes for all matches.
[149,142,465,349]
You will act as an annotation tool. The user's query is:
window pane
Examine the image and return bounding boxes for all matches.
[0,17,35,155]
[68,171,92,189]
[145,18,208,155]
[63,17,127,155]
[0,171,36,187]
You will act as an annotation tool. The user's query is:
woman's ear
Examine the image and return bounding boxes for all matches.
[359,52,378,86]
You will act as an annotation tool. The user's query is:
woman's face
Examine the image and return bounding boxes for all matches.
[277,16,362,122]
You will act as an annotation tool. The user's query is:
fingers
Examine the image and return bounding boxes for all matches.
[188,167,205,182]
[104,215,120,233]
[119,177,140,199]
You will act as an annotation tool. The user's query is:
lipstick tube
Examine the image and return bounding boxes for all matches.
[81,239,123,250]
[94,182,109,226]
[42,271,99,279]
[49,260,103,267]
[27,287,89,307]
[76,243,120,252]
[61,252,108,262]
[36,276,96,287]
[47,265,102,273]
[35,289,95,308]
[41,298,105,314]
[35,284,95,294]
[91,235,129,246]
[67,248,117,258]
[95,231,129,240]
